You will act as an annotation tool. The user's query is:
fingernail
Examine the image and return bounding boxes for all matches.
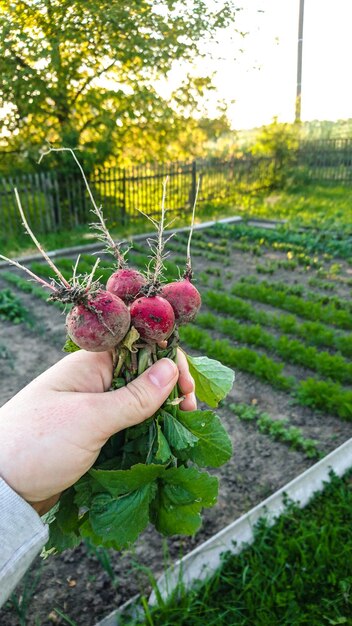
[148,358,177,388]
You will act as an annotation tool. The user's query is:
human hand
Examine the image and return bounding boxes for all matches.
[0,349,196,515]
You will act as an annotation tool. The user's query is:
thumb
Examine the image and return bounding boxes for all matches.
[96,358,179,437]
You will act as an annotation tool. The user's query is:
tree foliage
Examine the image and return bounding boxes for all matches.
[0,0,237,170]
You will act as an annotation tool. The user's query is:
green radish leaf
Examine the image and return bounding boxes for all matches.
[79,516,117,549]
[89,484,157,548]
[63,336,81,353]
[155,423,173,463]
[90,463,164,496]
[162,411,198,450]
[74,475,96,508]
[177,409,233,467]
[44,491,81,555]
[56,487,80,534]
[45,518,81,554]
[184,353,235,407]
[153,466,218,536]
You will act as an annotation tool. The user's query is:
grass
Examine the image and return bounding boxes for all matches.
[128,470,352,626]
[240,181,352,232]
[1,181,352,259]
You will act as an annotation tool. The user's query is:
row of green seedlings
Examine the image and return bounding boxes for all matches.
[1,272,66,311]
[180,227,330,272]
[199,226,352,276]
[208,226,325,268]
[240,275,352,314]
[228,403,322,459]
[127,470,352,626]
[196,309,352,385]
[177,232,326,277]
[317,265,352,286]
[179,325,352,420]
[161,238,232,264]
[202,291,352,359]
[211,222,352,261]
[307,276,336,292]
[0,288,32,326]
[176,230,264,258]
[230,279,352,330]
[255,260,299,275]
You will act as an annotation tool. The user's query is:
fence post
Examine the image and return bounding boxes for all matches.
[189,160,197,208]
[121,168,127,225]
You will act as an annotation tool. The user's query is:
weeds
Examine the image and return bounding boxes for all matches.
[7,562,44,626]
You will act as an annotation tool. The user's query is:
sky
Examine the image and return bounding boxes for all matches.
[158,0,352,130]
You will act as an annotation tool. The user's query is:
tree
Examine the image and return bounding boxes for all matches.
[249,118,300,187]
[0,0,238,171]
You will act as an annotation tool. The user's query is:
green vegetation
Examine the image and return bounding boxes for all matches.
[196,311,352,384]
[1,272,65,311]
[240,276,352,314]
[229,403,321,459]
[243,183,352,232]
[213,220,352,259]
[180,325,293,392]
[129,470,352,626]
[0,288,32,325]
[202,290,352,359]
[1,1,236,171]
[231,280,352,330]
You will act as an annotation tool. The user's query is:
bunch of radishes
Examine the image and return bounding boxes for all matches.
[65,182,201,357]
[1,150,234,551]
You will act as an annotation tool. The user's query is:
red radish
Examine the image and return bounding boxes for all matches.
[161,278,201,325]
[106,268,147,303]
[130,295,175,343]
[66,290,130,352]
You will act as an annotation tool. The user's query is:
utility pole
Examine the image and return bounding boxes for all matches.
[295,0,305,122]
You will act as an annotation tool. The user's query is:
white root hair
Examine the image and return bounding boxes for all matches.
[39,147,126,267]
[14,187,71,288]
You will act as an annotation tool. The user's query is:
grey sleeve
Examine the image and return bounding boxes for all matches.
[0,478,49,608]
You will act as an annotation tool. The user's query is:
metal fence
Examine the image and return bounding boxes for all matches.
[0,155,275,238]
[297,139,352,182]
[1,140,352,239]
